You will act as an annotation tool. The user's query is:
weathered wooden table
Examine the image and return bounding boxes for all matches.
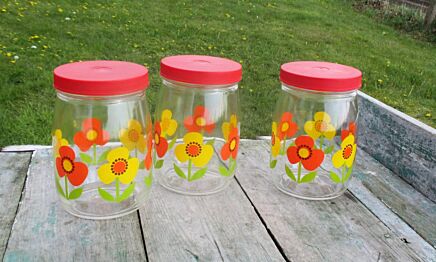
[1,139,435,261]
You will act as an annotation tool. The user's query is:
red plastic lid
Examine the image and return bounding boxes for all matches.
[280,61,362,92]
[53,60,149,96]
[160,55,242,85]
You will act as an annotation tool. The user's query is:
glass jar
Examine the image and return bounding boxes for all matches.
[52,61,153,219]
[154,55,241,195]
[270,61,361,200]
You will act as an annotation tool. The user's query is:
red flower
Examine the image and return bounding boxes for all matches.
[287,135,324,171]
[145,131,153,170]
[184,106,215,134]
[154,121,168,158]
[277,112,298,140]
[74,118,110,151]
[56,146,88,186]
[221,127,240,160]
[341,122,357,141]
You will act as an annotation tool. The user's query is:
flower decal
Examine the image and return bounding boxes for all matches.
[144,131,153,170]
[97,147,139,185]
[184,105,215,134]
[53,129,68,157]
[160,109,178,137]
[119,119,147,153]
[154,121,169,158]
[222,114,238,141]
[56,146,88,186]
[287,135,324,171]
[332,134,357,168]
[304,112,336,140]
[221,126,240,160]
[271,122,281,158]
[175,132,213,167]
[341,122,357,141]
[74,118,110,152]
[277,112,298,140]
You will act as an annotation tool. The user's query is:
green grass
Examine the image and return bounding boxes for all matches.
[0,0,435,147]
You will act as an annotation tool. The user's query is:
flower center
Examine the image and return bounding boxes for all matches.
[86,129,98,141]
[343,144,353,159]
[315,120,328,132]
[229,138,237,151]
[195,117,206,127]
[186,142,201,157]
[154,133,160,145]
[281,122,289,132]
[62,158,74,173]
[297,145,312,160]
[128,129,139,142]
[111,158,128,175]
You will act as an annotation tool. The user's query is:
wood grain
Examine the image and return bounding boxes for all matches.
[236,140,436,262]
[2,149,147,262]
[0,152,32,259]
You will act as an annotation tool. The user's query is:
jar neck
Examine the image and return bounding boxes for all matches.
[281,83,357,99]
[162,78,238,91]
[56,90,146,102]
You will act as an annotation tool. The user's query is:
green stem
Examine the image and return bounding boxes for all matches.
[64,176,69,199]
[341,166,346,184]
[116,178,120,201]
[319,136,324,151]
[297,162,302,183]
[93,144,97,164]
[188,159,192,181]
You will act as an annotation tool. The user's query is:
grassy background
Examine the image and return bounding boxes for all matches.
[0,0,435,147]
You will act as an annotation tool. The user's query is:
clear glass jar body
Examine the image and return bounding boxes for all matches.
[52,91,153,219]
[270,84,358,200]
[155,79,240,195]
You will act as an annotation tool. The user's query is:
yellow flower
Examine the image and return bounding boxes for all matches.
[53,129,68,157]
[174,132,213,168]
[271,122,281,157]
[97,147,139,185]
[119,119,146,153]
[304,112,336,140]
[332,134,357,168]
[222,114,237,140]
[160,109,177,137]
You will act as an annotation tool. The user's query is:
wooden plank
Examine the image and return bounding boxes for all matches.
[0,152,32,259]
[3,149,147,261]
[138,177,286,261]
[357,91,436,201]
[237,140,436,262]
[352,148,436,247]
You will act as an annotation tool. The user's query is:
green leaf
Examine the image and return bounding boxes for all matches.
[98,187,115,202]
[118,182,136,202]
[206,138,215,146]
[97,148,111,164]
[324,145,335,154]
[218,165,230,177]
[174,163,187,179]
[229,158,237,173]
[79,153,93,164]
[270,159,277,169]
[138,160,145,169]
[144,170,153,188]
[68,187,83,200]
[300,171,317,183]
[55,176,66,199]
[168,137,177,150]
[154,159,164,169]
[342,166,353,183]
[189,167,208,181]
[329,171,341,183]
[285,165,296,182]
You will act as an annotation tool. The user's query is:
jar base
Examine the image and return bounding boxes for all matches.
[158,169,233,196]
[60,183,149,220]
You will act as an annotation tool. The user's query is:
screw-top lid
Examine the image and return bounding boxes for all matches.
[160,55,242,85]
[280,61,362,92]
[53,60,149,96]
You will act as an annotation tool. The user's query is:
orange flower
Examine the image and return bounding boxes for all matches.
[287,135,324,171]
[184,105,215,134]
[277,112,298,140]
[74,118,109,151]
[221,126,240,160]
[341,122,357,141]
[154,121,168,158]
[144,131,153,170]
[56,146,88,186]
